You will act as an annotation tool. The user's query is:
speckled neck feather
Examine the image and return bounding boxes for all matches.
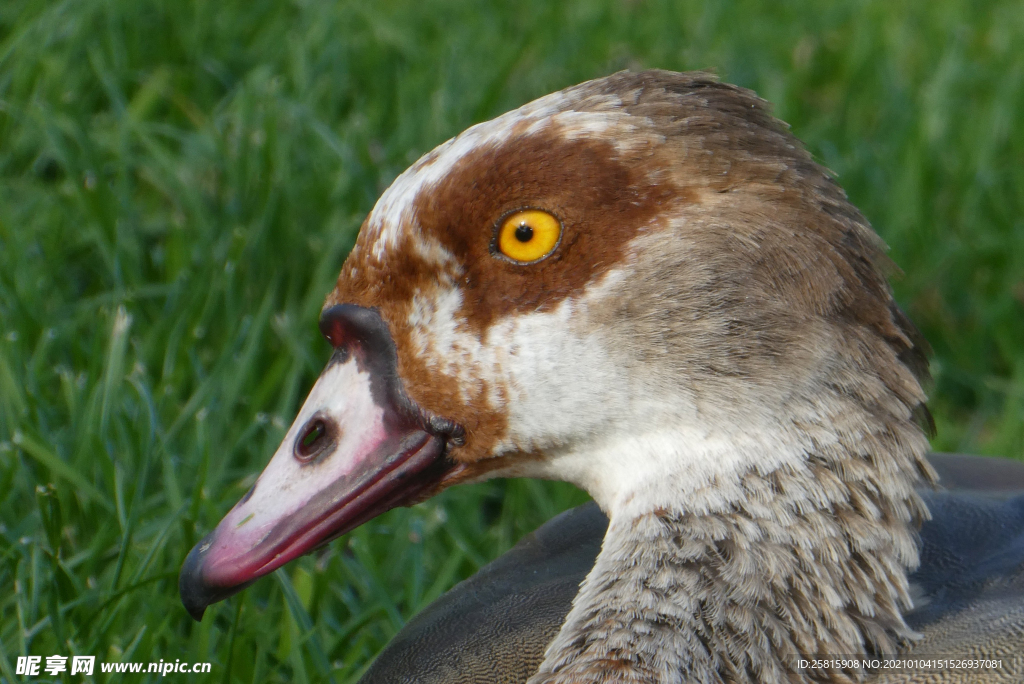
[530,424,934,684]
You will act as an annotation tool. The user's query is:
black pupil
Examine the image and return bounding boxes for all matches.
[514,223,533,242]
[302,421,325,449]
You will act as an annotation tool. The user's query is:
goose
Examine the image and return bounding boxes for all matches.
[179,70,1024,683]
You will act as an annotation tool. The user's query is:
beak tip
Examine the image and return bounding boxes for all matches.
[179,531,257,621]
[179,536,214,622]
[184,602,207,622]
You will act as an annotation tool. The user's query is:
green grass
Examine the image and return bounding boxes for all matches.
[1,0,1022,681]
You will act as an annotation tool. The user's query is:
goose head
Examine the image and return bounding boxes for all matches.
[180,70,934,680]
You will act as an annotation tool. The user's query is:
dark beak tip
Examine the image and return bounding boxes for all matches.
[179,533,259,622]
[179,545,207,622]
[179,535,220,622]
[184,602,207,622]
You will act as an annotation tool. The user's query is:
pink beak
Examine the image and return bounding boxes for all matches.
[179,305,463,620]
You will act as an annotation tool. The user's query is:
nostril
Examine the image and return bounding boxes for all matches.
[301,420,325,449]
[295,417,332,462]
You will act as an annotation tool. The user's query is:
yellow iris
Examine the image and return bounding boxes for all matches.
[497,210,562,263]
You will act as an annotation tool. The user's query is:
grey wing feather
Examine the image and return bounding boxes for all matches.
[358,503,606,683]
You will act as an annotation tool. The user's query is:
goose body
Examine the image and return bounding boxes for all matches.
[179,71,1024,683]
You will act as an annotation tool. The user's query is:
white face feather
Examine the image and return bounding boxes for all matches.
[405,273,630,451]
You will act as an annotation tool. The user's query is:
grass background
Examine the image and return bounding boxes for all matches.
[1,0,1022,681]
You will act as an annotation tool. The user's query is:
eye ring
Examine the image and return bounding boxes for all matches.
[494,209,562,264]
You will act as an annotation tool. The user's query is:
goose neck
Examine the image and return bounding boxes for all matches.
[530,455,929,684]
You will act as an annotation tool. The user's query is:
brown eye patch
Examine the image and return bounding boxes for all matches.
[409,126,684,337]
[326,125,685,462]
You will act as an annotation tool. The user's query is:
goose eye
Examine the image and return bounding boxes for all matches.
[496,210,562,263]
